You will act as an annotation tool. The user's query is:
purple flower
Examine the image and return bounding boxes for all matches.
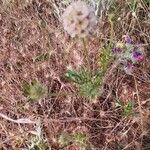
[112,47,122,53]
[123,35,132,44]
[132,50,144,62]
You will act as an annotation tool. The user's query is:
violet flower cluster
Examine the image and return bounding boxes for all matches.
[112,35,145,74]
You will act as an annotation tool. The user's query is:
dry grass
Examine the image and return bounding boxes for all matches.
[0,0,150,149]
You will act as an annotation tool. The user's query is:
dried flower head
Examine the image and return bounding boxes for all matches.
[62,0,97,38]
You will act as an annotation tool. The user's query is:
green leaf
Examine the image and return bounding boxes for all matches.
[65,69,102,99]
[73,132,87,146]
[65,70,85,84]
[100,47,113,74]
[58,133,72,146]
[122,101,134,116]
[33,53,49,62]
[23,80,47,101]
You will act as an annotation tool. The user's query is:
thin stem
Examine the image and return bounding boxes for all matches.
[44,117,108,122]
[110,21,114,46]
[97,0,102,18]
[109,15,114,48]
[133,75,144,143]
[47,91,75,97]
[82,38,91,71]
[0,113,36,124]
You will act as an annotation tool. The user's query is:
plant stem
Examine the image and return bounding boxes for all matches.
[108,13,115,47]
[97,0,102,18]
[47,91,75,97]
[110,19,114,47]
[82,38,91,71]
[133,75,144,144]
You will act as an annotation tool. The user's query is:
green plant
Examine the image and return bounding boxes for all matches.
[65,69,102,98]
[33,53,49,62]
[122,101,134,116]
[23,80,47,101]
[58,133,72,146]
[58,132,90,149]
[100,46,113,74]
[115,100,135,117]
[128,0,138,13]
[30,138,48,150]
[65,44,113,99]
[73,132,87,147]
[108,13,115,46]
[29,122,48,150]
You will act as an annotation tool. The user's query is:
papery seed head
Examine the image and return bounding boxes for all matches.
[62,1,97,38]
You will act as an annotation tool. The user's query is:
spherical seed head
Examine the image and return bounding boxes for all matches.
[62,1,97,38]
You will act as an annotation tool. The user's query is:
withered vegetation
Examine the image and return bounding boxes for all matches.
[0,0,150,149]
